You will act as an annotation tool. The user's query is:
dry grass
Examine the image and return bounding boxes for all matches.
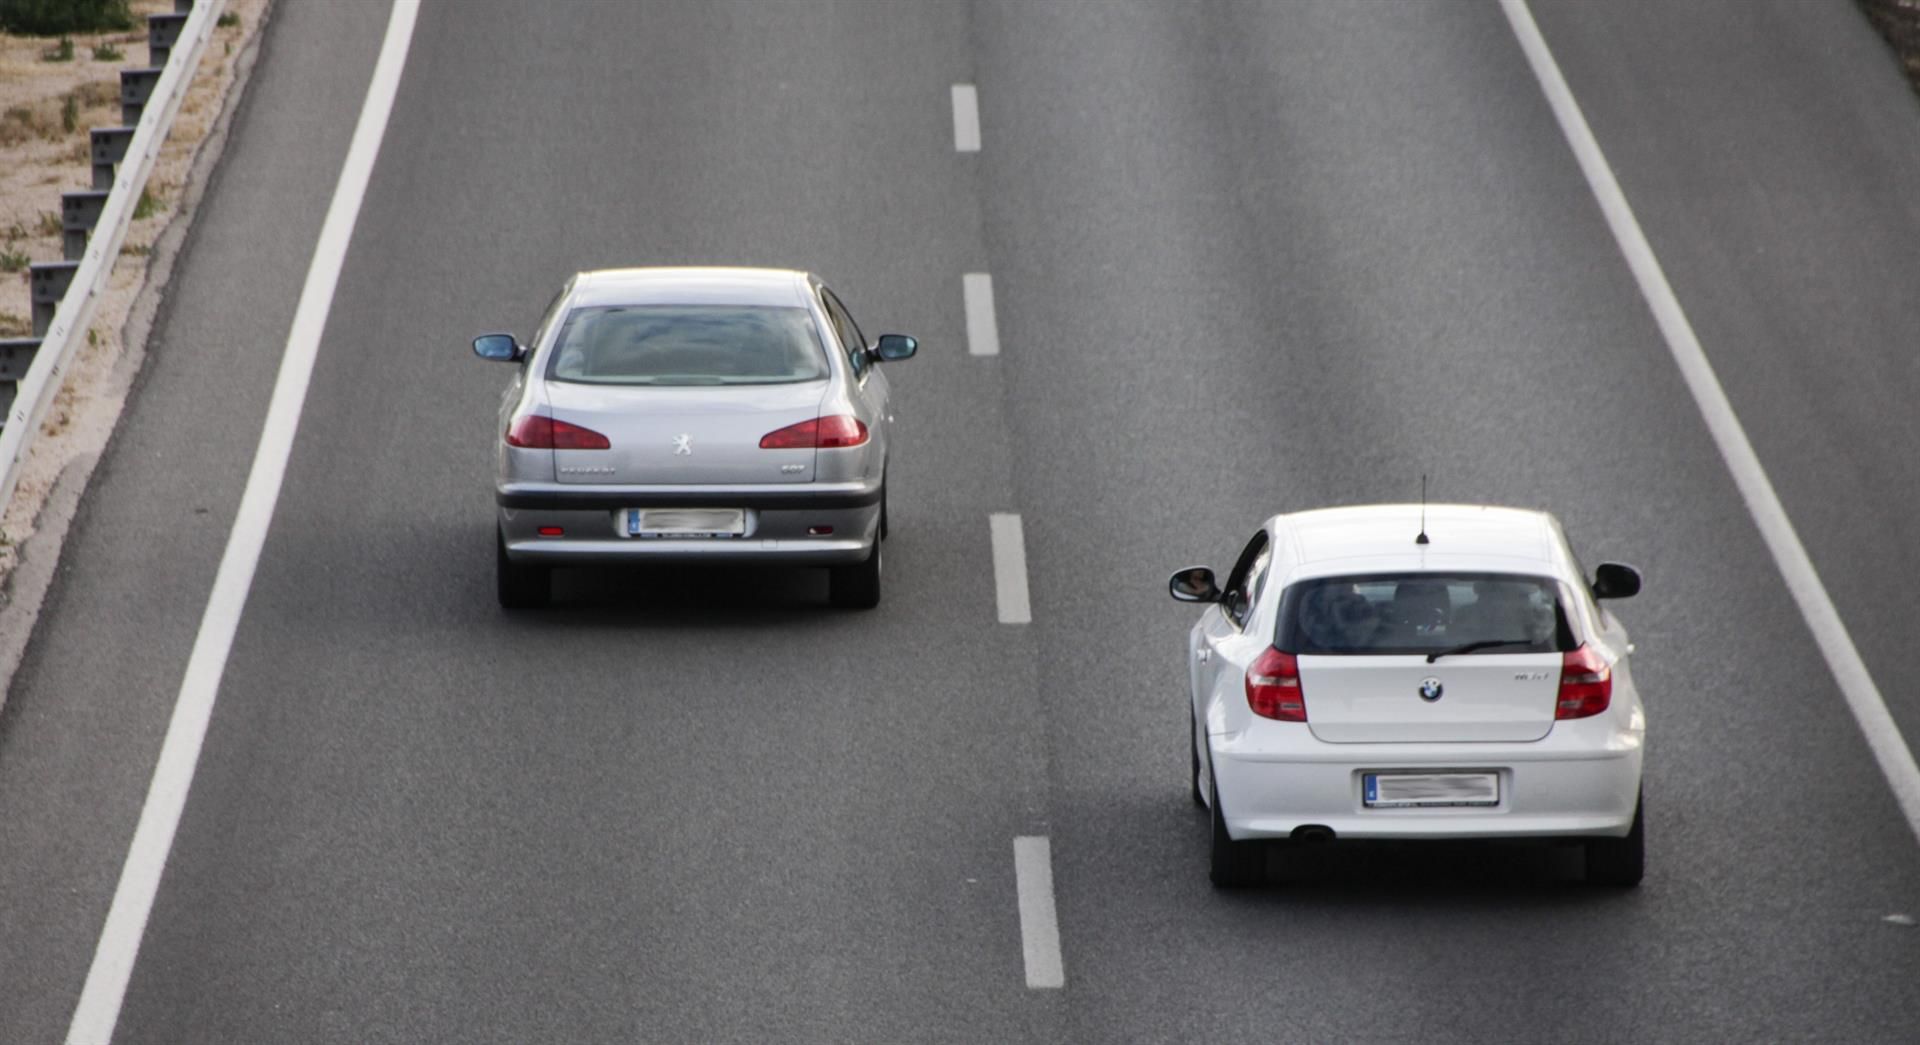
[0,99,59,143]
[69,78,116,107]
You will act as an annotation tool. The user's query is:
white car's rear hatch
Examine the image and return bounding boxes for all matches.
[1300,653,1560,743]
[1282,571,1574,743]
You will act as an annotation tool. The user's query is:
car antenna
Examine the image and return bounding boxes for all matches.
[1415,474,1430,545]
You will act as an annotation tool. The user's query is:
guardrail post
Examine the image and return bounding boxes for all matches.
[120,68,162,127]
[61,191,111,262]
[28,264,79,339]
[0,339,42,421]
[0,341,37,382]
[90,127,136,191]
[148,12,189,68]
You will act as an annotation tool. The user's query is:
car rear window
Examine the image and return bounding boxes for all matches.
[547,305,828,385]
[1276,572,1577,656]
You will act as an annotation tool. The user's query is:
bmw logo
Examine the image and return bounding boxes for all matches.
[1418,677,1444,702]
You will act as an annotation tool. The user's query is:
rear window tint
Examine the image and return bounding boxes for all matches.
[548,305,828,385]
[1276,572,1576,656]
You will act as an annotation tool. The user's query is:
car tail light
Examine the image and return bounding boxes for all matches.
[1246,647,1306,722]
[506,415,610,450]
[1556,645,1612,720]
[759,415,868,449]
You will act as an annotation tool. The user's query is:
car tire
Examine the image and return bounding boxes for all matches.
[1585,793,1644,888]
[1208,768,1263,889]
[879,483,889,541]
[496,531,550,609]
[828,538,882,609]
[1190,709,1206,809]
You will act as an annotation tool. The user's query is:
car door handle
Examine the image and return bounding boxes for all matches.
[1198,648,1211,663]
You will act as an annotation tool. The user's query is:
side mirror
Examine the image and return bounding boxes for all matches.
[1169,566,1221,603]
[473,333,523,362]
[872,334,918,362]
[1591,561,1642,600]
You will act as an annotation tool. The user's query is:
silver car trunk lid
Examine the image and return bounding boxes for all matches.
[1300,653,1561,743]
[546,380,826,485]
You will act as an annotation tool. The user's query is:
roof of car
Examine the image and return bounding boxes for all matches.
[1275,504,1570,579]
[569,267,814,309]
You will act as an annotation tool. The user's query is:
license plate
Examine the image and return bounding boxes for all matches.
[628,508,745,538]
[1363,771,1500,808]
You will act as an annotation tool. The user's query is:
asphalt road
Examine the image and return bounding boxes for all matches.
[2,0,1918,1041]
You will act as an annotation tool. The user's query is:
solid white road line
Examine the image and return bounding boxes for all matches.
[64,3,422,1042]
[951,83,981,152]
[1503,0,1920,844]
[963,272,1001,357]
[989,513,1032,624]
[1013,836,1065,989]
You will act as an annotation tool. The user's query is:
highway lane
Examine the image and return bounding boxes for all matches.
[972,0,1920,1040]
[0,0,1916,1042]
[1528,0,1920,789]
[106,2,1063,1042]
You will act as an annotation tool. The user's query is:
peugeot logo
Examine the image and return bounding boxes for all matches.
[1418,677,1444,702]
[672,434,692,456]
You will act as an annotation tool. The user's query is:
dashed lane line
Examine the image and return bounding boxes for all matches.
[964,272,1001,357]
[952,83,981,152]
[1014,836,1065,988]
[990,512,1032,624]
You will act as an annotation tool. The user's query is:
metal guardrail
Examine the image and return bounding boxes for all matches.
[0,0,229,516]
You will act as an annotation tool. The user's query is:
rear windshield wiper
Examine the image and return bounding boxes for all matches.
[1426,639,1534,664]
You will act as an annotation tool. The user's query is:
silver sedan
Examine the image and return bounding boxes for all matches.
[472,267,917,609]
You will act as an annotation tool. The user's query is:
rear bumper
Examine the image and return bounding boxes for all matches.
[498,479,879,566]
[1210,721,1643,841]
[504,532,872,566]
[496,478,882,511]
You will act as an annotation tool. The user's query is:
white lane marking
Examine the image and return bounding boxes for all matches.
[963,272,1001,357]
[1013,836,1065,988]
[64,3,422,1042]
[989,513,1032,624]
[951,83,981,152]
[1503,0,1920,845]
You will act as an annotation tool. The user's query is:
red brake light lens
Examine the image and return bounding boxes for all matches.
[759,415,869,449]
[1246,647,1306,722]
[506,415,610,450]
[1556,645,1612,720]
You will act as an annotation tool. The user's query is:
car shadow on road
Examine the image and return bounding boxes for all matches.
[526,561,841,629]
[1248,837,1594,895]
[1166,800,1629,904]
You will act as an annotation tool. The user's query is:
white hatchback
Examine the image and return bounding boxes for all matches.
[1169,504,1645,888]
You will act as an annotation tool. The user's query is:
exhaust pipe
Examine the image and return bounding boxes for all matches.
[1291,825,1335,844]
